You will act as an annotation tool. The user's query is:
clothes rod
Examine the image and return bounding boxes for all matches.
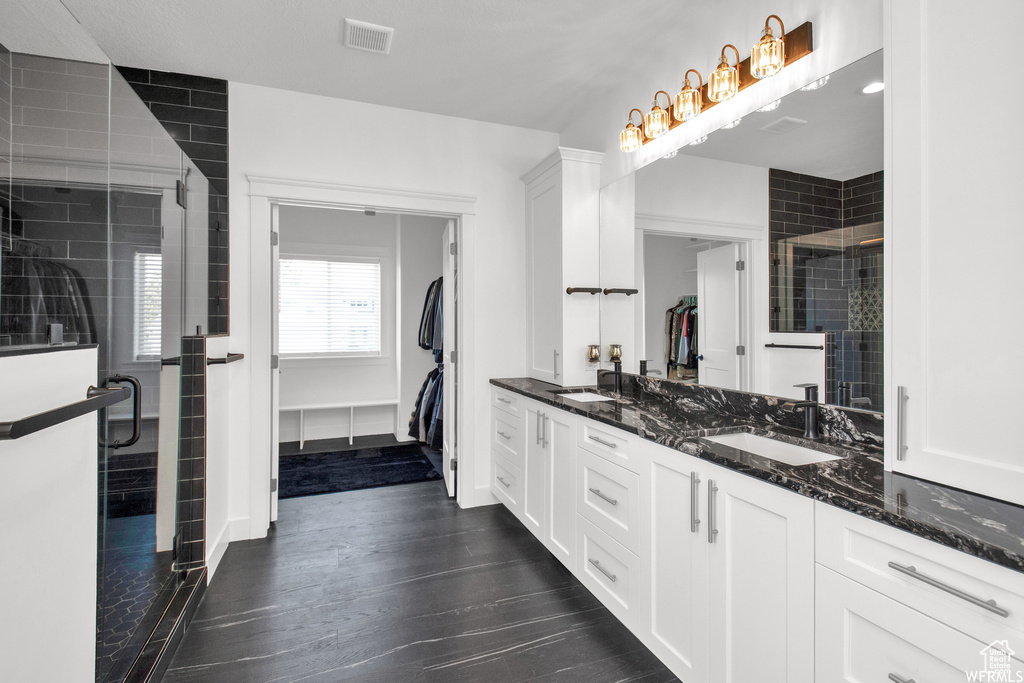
[0,385,130,440]
[764,343,825,350]
[603,288,639,296]
[566,287,602,295]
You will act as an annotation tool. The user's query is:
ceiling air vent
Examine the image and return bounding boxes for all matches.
[760,116,808,135]
[344,19,394,55]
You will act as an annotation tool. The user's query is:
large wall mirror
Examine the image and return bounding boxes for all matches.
[602,50,883,413]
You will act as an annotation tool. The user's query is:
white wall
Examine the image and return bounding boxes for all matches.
[558,0,883,187]
[228,83,559,539]
[277,206,399,443]
[0,347,98,682]
[398,215,446,442]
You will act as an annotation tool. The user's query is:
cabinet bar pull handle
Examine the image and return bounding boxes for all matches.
[896,386,908,461]
[888,675,915,683]
[542,415,549,448]
[887,561,1009,617]
[553,350,560,379]
[496,431,512,440]
[708,480,719,543]
[536,411,542,445]
[690,472,701,533]
[497,397,512,405]
[589,435,618,449]
[589,488,618,506]
[588,558,617,582]
[496,476,511,488]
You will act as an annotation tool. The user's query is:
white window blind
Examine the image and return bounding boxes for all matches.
[279,258,381,356]
[134,252,162,360]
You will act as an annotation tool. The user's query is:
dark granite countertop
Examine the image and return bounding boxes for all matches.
[491,376,1024,575]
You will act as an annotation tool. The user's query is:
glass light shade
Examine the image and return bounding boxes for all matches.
[644,106,669,139]
[608,344,622,362]
[620,123,642,152]
[674,86,702,121]
[800,75,829,91]
[587,344,601,362]
[751,28,785,79]
[708,60,738,102]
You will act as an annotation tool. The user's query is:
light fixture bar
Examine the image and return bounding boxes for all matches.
[639,20,813,148]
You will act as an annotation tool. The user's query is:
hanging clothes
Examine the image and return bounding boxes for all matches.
[664,297,698,375]
[409,277,445,446]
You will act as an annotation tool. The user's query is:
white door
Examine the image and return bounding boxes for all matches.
[641,445,710,683]
[696,244,742,390]
[707,465,814,683]
[269,204,280,521]
[441,220,457,498]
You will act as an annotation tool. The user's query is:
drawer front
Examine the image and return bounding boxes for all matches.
[491,452,522,516]
[576,515,639,630]
[577,419,639,472]
[816,502,1024,645]
[491,412,523,464]
[491,388,522,418]
[816,564,1023,682]
[577,449,640,554]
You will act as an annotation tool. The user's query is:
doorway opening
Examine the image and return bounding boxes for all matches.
[269,205,460,514]
[635,230,751,391]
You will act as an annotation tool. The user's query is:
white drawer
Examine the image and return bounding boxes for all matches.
[577,449,640,554]
[491,412,522,465]
[815,564,1022,682]
[577,419,639,472]
[576,515,639,630]
[491,388,523,418]
[816,501,1024,646]
[491,452,522,517]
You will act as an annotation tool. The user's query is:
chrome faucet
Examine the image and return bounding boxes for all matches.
[789,383,821,440]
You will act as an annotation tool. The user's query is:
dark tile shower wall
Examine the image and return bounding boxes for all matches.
[115,66,229,336]
[176,335,206,570]
[769,169,884,410]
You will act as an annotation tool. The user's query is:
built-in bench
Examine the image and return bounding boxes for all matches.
[280,399,401,449]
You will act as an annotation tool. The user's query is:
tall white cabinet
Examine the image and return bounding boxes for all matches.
[886,0,1024,505]
[523,147,604,387]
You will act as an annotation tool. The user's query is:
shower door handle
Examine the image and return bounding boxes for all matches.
[99,374,142,449]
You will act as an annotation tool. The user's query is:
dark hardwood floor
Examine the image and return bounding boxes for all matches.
[162,481,678,682]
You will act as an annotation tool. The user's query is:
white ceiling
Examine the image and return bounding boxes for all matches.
[57,0,691,133]
[654,50,883,180]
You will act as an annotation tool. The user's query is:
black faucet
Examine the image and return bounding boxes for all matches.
[791,383,821,440]
[638,360,662,377]
[597,361,623,394]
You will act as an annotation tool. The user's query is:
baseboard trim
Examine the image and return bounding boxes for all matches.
[122,567,206,683]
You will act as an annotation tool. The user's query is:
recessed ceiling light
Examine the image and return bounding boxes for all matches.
[756,99,782,113]
[688,135,708,146]
[862,81,884,94]
[800,75,830,91]
[722,118,742,129]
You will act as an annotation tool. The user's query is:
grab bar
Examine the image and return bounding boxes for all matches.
[0,385,131,441]
[764,343,825,350]
[207,352,245,365]
[566,287,602,295]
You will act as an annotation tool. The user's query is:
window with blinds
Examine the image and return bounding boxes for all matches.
[279,258,382,356]
[134,252,162,360]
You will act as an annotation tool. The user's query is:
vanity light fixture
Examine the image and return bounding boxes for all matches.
[756,98,782,113]
[688,135,708,146]
[674,69,704,121]
[800,75,830,91]
[862,81,885,94]
[644,91,672,139]
[722,117,743,129]
[751,15,786,79]
[708,45,741,102]
[620,108,644,152]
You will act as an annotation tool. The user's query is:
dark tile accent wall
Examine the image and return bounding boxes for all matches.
[769,169,885,410]
[176,335,206,570]
[115,66,229,336]
[102,451,158,518]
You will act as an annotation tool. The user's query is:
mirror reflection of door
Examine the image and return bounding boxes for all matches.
[697,243,743,390]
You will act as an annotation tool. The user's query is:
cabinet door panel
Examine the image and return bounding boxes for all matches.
[708,467,814,683]
[544,410,575,568]
[641,445,709,683]
[816,565,1022,682]
[526,175,562,383]
[522,402,545,537]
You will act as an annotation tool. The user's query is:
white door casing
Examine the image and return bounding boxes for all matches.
[442,219,457,497]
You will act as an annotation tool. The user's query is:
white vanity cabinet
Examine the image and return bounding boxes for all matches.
[639,439,815,683]
[886,0,1024,505]
[522,147,604,387]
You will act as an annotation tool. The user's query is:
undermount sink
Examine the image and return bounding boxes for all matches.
[558,392,614,404]
[703,432,841,466]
